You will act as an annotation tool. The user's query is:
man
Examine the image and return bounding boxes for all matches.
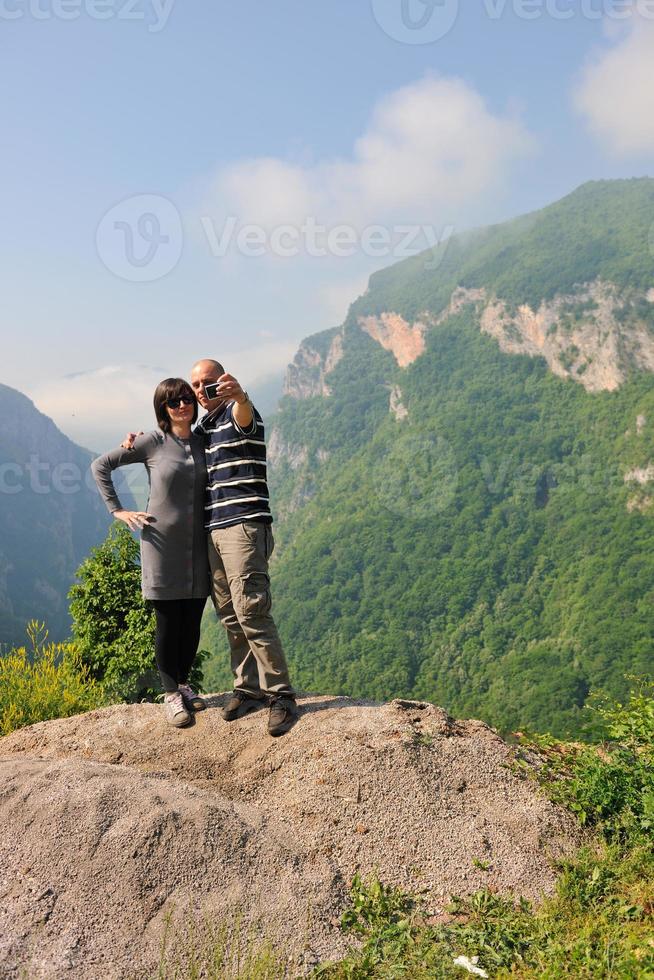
[190,359,297,736]
[124,358,297,737]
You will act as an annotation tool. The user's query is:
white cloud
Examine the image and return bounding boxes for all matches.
[183,75,534,361]
[574,13,654,155]
[28,345,297,452]
[29,365,166,453]
[199,74,534,238]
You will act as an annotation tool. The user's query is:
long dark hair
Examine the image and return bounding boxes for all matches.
[153,378,198,434]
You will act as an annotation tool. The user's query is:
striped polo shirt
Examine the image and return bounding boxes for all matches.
[195,401,272,531]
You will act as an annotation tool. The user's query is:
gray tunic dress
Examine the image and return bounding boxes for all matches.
[91,430,210,600]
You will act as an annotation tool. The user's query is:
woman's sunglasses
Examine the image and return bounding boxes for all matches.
[166,395,195,409]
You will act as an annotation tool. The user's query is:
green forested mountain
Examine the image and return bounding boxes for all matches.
[0,385,131,646]
[203,179,654,738]
[351,176,654,319]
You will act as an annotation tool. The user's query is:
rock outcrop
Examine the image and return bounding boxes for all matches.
[267,429,309,471]
[479,280,654,392]
[389,385,408,420]
[358,312,428,368]
[0,695,584,978]
[624,464,654,485]
[624,460,654,512]
[434,286,487,326]
[283,330,344,399]
[349,281,654,393]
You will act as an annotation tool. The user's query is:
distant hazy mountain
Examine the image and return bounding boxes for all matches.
[0,384,134,646]
[213,177,654,738]
[251,370,285,420]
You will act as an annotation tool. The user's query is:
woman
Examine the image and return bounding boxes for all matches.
[91,378,210,728]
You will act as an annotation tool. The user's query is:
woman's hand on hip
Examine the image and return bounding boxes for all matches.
[113,510,154,532]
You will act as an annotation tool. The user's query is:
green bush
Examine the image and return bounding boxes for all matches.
[0,621,106,735]
[69,522,207,702]
[318,844,654,978]
[516,677,654,836]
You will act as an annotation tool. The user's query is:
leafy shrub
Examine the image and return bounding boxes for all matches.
[516,677,654,836]
[340,873,413,937]
[69,522,207,702]
[0,621,106,735]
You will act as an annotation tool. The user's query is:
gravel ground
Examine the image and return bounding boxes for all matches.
[0,694,584,978]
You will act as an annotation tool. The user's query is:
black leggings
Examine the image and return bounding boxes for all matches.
[151,598,206,693]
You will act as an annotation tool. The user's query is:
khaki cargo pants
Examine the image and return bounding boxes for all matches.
[208,520,295,698]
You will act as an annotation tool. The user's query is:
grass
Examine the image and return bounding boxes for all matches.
[156,908,286,979]
[314,678,654,979]
[312,843,654,978]
[0,620,107,736]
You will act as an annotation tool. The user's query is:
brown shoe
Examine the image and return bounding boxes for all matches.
[268,696,298,737]
[221,690,265,721]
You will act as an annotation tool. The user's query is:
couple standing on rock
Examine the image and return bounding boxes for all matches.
[91,359,298,737]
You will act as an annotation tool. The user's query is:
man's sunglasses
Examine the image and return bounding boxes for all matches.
[166,395,195,409]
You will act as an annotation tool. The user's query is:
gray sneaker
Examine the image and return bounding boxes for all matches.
[178,683,206,711]
[164,691,191,727]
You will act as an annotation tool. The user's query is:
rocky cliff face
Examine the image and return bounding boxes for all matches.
[358,312,428,368]
[479,279,654,392]
[389,384,409,420]
[267,428,309,470]
[271,329,342,486]
[281,280,654,401]
[267,429,330,517]
[283,329,344,399]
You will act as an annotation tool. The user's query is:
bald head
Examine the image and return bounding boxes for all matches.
[191,358,226,413]
[191,358,224,378]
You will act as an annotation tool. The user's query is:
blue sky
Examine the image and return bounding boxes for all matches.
[2,0,653,449]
